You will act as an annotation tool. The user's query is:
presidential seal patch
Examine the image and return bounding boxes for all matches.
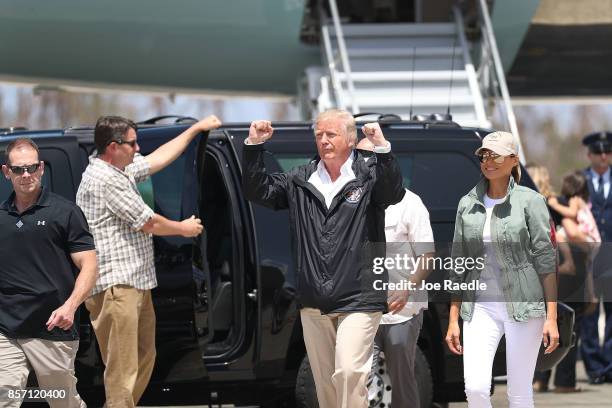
[344,187,363,203]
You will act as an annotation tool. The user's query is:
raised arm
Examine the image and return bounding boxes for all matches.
[146,115,221,174]
[242,120,290,210]
[363,123,404,207]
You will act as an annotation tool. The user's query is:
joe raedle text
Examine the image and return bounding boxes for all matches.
[373,279,488,291]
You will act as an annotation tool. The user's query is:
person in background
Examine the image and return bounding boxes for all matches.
[357,137,435,408]
[77,115,219,407]
[580,131,612,385]
[0,138,97,408]
[528,165,595,393]
[446,131,559,408]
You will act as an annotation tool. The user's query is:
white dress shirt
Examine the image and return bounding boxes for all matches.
[307,154,356,208]
[381,189,435,324]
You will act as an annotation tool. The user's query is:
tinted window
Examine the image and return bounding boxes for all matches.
[409,153,480,209]
[137,156,186,221]
[273,151,479,209]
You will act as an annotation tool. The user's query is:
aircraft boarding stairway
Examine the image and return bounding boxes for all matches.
[301,11,490,128]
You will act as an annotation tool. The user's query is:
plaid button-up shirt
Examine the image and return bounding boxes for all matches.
[76,153,156,296]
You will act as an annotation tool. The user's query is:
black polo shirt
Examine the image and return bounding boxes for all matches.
[0,187,95,341]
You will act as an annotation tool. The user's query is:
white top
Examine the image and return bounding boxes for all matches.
[590,167,611,199]
[476,194,506,302]
[307,155,356,208]
[381,189,435,324]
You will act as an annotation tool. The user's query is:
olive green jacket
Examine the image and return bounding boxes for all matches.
[449,177,557,322]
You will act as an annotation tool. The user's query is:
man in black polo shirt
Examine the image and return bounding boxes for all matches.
[0,138,97,408]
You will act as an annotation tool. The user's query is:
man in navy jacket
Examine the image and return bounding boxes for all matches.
[242,110,405,408]
[581,131,612,384]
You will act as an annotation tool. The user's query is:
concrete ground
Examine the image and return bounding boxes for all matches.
[151,361,611,408]
[450,361,612,408]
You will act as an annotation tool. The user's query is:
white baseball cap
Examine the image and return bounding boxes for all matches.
[475,131,519,156]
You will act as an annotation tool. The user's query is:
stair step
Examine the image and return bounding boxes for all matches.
[333,36,457,48]
[354,94,475,108]
[347,57,463,72]
[336,71,469,82]
[328,23,456,37]
[350,85,472,100]
[345,46,459,58]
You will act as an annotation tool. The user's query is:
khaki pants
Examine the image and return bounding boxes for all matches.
[85,285,156,408]
[0,332,85,408]
[300,308,382,408]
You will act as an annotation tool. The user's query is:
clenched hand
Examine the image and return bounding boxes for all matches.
[181,215,204,237]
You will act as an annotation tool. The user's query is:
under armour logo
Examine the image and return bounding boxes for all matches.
[37,220,46,226]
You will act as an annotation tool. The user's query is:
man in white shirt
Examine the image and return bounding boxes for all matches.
[358,137,435,407]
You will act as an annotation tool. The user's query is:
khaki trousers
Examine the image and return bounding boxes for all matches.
[0,332,86,408]
[300,308,382,408]
[85,285,156,408]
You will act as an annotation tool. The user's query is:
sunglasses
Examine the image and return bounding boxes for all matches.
[109,138,137,148]
[477,152,514,164]
[9,162,41,175]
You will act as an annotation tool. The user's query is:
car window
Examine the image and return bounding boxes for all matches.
[137,156,186,221]
[273,152,479,210]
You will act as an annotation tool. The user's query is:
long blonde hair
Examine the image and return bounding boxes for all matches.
[525,164,555,198]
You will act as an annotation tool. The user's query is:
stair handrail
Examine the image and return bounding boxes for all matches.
[474,0,525,162]
[321,24,346,110]
[326,0,359,114]
[452,6,488,128]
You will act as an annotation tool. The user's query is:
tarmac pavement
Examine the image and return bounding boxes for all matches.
[151,361,611,407]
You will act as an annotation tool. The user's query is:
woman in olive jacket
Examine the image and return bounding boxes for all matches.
[445,131,559,408]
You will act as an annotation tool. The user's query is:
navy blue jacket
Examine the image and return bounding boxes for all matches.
[584,166,612,242]
[243,144,404,314]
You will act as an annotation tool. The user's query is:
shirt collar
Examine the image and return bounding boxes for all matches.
[1,186,50,212]
[590,167,611,181]
[316,152,355,182]
[91,154,130,177]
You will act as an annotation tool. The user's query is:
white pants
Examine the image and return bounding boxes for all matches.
[463,302,544,408]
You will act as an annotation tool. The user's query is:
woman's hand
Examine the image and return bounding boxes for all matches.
[445,321,463,355]
[542,319,560,354]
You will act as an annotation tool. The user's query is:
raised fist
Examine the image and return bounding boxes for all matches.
[196,115,222,132]
[361,122,386,147]
[248,120,274,144]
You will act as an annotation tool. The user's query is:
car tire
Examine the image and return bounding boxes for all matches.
[296,348,434,408]
[415,347,434,408]
[369,347,433,408]
[295,356,318,408]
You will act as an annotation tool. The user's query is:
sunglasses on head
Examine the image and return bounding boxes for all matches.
[108,138,137,148]
[9,162,41,175]
[477,151,514,164]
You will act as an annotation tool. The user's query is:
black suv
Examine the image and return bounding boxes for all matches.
[0,117,574,407]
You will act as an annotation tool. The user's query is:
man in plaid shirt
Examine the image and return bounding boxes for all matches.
[76,115,220,407]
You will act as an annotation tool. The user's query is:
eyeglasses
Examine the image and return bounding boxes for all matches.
[9,162,41,175]
[477,152,514,164]
[109,138,137,148]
